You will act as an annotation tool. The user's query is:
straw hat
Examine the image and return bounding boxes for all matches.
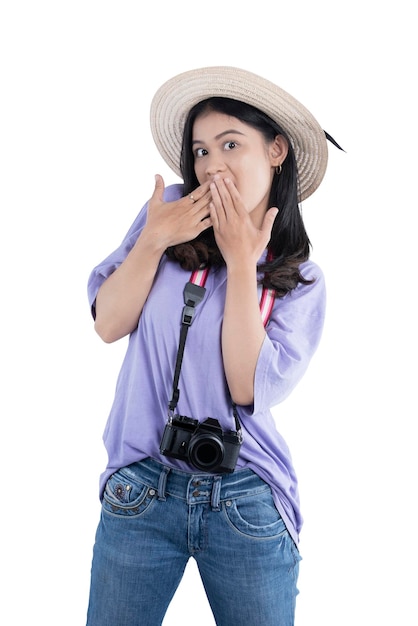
[150,66,329,201]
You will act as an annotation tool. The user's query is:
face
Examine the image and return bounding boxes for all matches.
[192,111,287,224]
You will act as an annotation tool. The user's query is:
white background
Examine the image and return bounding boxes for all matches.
[1,1,416,624]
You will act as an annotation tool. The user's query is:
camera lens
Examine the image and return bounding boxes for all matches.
[188,433,224,471]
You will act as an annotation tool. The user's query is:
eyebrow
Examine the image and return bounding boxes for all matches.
[192,129,246,146]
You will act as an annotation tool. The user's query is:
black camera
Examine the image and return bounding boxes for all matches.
[160,415,242,473]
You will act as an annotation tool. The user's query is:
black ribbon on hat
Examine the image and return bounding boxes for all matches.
[324,131,345,152]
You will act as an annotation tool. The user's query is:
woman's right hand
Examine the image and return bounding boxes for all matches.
[142,174,213,250]
[94,176,212,343]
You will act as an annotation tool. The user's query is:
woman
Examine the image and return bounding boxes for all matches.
[86,66,339,626]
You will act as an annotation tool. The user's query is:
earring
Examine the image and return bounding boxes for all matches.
[275,164,282,175]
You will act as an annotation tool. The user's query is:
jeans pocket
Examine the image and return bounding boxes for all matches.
[223,487,287,538]
[102,468,156,517]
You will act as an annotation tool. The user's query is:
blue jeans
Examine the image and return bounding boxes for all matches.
[86,458,301,625]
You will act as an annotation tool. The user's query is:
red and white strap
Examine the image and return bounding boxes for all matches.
[189,266,275,328]
[189,266,208,288]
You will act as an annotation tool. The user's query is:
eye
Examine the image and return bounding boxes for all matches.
[195,147,208,158]
[224,141,237,151]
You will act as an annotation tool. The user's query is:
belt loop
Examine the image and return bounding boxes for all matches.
[210,475,222,511]
[157,466,170,501]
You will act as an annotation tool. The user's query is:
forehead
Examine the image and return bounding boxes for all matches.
[192,110,254,138]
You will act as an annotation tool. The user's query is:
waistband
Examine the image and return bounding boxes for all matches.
[119,457,270,511]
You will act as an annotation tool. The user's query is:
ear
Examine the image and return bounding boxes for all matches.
[269,135,289,166]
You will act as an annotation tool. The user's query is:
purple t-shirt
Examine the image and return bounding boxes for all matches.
[87,184,326,545]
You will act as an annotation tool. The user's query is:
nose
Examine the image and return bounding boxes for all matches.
[205,154,227,177]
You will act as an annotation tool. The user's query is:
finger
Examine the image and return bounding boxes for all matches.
[191,205,212,230]
[192,189,212,210]
[223,178,244,214]
[212,177,232,206]
[209,181,227,219]
[209,201,219,230]
[213,178,242,221]
[188,181,211,204]
[194,179,212,197]
[152,174,165,202]
[262,207,279,237]
[198,214,213,232]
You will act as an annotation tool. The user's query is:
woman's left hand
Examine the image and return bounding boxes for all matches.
[209,175,279,405]
[209,176,278,267]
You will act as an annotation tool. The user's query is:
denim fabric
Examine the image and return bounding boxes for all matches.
[86,458,301,626]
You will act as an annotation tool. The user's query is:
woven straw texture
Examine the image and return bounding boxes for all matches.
[150,66,328,202]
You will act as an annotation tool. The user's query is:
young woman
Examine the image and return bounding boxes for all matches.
[86,66,339,626]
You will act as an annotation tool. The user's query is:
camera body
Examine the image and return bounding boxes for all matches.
[160,415,242,473]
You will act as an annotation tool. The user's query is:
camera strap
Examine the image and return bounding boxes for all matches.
[168,259,276,427]
[189,265,276,328]
[168,279,206,414]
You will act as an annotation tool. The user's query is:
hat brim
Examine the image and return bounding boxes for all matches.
[150,66,328,202]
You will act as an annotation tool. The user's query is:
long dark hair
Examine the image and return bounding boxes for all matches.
[165,97,314,297]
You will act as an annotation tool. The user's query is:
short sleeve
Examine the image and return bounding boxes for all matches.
[253,261,326,413]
